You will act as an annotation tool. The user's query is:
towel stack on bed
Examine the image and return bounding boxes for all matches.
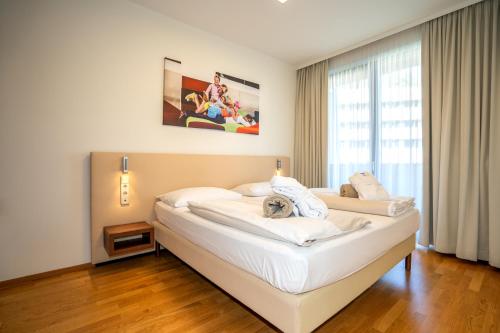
[267,176,329,219]
[313,172,415,217]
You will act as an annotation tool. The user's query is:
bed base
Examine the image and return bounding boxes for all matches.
[153,221,415,333]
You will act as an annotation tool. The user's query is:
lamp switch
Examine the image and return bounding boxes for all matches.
[120,175,129,206]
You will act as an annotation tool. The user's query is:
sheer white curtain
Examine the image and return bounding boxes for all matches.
[376,43,422,209]
[328,28,422,210]
[328,63,372,188]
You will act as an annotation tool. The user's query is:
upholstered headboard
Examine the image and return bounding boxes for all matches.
[90,152,290,264]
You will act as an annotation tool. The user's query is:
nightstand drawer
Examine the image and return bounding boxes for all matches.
[103,222,154,257]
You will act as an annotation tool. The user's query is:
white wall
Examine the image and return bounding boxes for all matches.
[0,0,296,281]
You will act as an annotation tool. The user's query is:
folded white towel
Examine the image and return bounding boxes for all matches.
[388,196,415,216]
[349,172,390,201]
[270,176,329,219]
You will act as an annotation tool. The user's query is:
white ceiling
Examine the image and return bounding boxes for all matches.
[131,0,480,68]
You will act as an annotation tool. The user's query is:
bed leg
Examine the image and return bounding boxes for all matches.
[405,253,412,271]
[155,241,161,257]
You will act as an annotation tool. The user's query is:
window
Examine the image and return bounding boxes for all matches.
[328,41,422,210]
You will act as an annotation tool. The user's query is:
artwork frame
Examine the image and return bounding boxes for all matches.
[162,58,260,135]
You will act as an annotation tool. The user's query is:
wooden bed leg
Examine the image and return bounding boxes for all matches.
[155,241,161,257]
[405,253,412,271]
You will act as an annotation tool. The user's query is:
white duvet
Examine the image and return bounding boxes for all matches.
[188,199,370,246]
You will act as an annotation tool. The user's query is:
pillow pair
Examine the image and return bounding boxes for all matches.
[157,187,242,208]
[157,182,273,208]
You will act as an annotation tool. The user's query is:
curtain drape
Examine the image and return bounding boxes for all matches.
[420,0,500,267]
[294,60,329,187]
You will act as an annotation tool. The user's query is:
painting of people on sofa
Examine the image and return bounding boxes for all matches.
[163,58,260,135]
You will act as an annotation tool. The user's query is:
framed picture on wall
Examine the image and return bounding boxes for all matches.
[162,58,260,135]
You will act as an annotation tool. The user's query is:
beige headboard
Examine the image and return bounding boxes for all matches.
[90,152,290,264]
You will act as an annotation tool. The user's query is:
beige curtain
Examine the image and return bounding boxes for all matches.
[293,60,328,188]
[420,0,500,267]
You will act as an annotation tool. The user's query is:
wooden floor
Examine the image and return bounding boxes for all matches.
[0,247,499,333]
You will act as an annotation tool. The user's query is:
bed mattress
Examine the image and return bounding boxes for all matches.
[154,197,419,294]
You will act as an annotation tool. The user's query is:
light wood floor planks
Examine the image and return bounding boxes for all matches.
[0,246,499,332]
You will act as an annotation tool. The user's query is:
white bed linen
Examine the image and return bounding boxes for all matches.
[188,199,370,246]
[155,197,419,294]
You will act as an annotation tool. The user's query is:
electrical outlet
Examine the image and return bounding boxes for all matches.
[120,174,129,206]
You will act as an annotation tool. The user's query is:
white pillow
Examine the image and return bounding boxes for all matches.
[157,187,242,208]
[231,182,273,197]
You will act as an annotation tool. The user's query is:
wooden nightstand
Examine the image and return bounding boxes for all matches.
[103,222,154,257]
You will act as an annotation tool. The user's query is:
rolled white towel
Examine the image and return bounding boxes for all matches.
[270,176,328,219]
[349,172,390,201]
[315,193,415,217]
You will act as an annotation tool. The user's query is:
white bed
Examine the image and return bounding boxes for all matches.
[155,196,419,294]
[91,153,416,332]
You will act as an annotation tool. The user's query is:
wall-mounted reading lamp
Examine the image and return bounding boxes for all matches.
[276,159,282,176]
[120,156,129,206]
[122,156,128,174]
